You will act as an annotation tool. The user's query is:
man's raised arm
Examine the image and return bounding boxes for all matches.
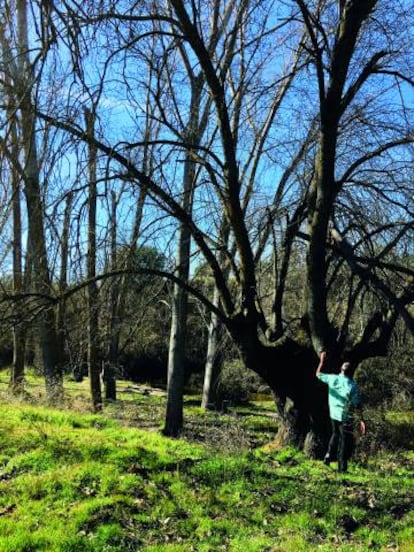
[316,350,327,378]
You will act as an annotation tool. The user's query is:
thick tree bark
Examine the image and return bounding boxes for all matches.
[226,316,336,457]
[265,353,331,457]
[304,0,378,353]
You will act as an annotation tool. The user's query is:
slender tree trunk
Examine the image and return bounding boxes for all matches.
[85,108,102,412]
[3,55,26,393]
[201,220,230,409]
[24,174,61,401]
[56,192,72,372]
[105,190,118,401]
[105,185,148,399]
[164,84,201,435]
[10,128,25,393]
[201,287,223,409]
[164,146,196,435]
[164,224,191,436]
[16,0,61,402]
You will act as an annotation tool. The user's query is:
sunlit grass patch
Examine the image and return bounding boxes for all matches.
[397,524,414,552]
[142,545,190,552]
[0,398,207,551]
[0,377,412,552]
[189,453,252,485]
[227,533,276,552]
[387,410,414,424]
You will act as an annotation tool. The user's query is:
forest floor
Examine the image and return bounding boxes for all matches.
[0,370,413,551]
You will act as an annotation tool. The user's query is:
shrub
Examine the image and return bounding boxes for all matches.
[215,361,263,407]
[355,407,414,463]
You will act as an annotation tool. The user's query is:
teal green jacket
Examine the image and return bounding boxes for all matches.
[317,373,361,422]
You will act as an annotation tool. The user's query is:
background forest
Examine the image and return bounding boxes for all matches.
[0,0,413,450]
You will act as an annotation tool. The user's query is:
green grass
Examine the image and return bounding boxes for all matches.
[0,371,413,551]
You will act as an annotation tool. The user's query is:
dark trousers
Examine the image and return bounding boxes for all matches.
[326,419,354,472]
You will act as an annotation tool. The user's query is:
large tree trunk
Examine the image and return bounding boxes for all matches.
[24,174,61,403]
[265,360,331,458]
[229,318,332,458]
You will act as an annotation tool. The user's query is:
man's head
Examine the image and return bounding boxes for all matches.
[340,362,351,375]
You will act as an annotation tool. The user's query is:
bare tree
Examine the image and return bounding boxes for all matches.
[0,56,26,392]
[31,0,413,452]
[10,117,25,392]
[164,16,212,436]
[201,284,224,409]
[103,67,160,401]
[85,107,102,411]
[56,191,73,373]
[0,0,63,402]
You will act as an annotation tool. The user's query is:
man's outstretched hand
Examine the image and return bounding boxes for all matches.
[316,350,327,377]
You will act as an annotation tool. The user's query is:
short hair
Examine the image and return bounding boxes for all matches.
[341,362,351,372]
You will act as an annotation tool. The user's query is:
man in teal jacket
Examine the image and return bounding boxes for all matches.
[316,351,365,472]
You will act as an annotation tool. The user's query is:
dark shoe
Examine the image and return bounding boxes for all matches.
[323,455,331,466]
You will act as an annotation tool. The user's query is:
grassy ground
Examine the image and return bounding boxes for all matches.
[0,371,412,551]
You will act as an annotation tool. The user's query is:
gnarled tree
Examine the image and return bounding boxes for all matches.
[27,0,413,452]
